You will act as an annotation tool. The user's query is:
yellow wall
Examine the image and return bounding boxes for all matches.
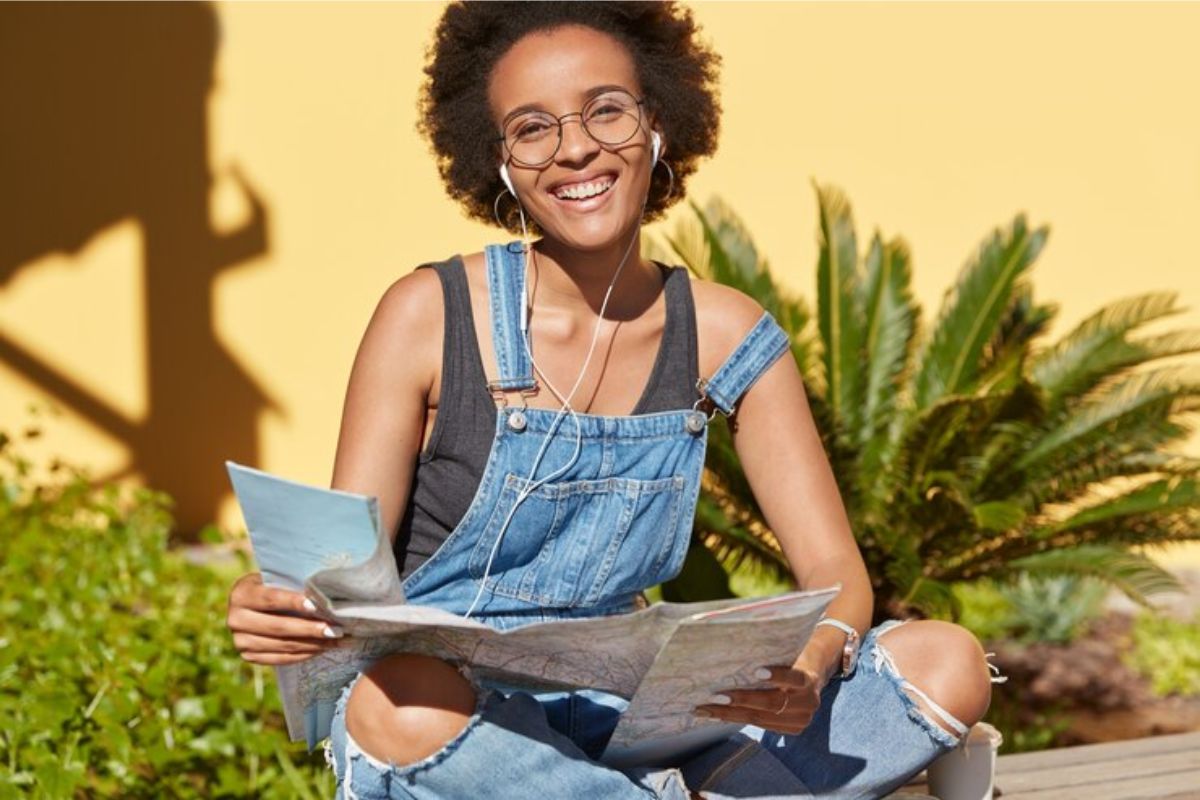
[3,1,1199,568]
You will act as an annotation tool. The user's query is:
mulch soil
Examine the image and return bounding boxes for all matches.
[985,610,1200,746]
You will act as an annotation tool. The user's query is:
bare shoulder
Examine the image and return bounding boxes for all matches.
[686,274,767,376]
[458,250,488,296]
[379,262,443,318]
[375,262,444,346]
[358,261,448,396]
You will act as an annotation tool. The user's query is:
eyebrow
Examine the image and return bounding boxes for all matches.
[500,84,635,125]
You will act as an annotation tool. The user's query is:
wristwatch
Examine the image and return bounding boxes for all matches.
[815,616,860,679]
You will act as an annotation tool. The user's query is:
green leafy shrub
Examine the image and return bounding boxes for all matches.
[0,423,331,798]
[979,692,1073,755]
[1124,609,1200,696]
[999,573,1111,645]
[953,574,1110,645]
[950,578,1019,642]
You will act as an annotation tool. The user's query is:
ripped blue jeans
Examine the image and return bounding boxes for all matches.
[324,618,1004,798]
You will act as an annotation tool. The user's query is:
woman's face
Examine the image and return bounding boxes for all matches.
[488,25,659,253]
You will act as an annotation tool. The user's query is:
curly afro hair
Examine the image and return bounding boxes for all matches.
[417,1,722,233]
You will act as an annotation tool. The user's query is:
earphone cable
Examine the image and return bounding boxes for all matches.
[464,157,650,619]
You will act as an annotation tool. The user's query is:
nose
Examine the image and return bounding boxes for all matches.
[555,113,600,165]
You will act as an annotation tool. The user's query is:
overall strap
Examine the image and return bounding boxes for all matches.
[699,309,791,416]
[484,241,537,392]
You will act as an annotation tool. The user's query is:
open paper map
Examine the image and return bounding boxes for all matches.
[226,461,841,765]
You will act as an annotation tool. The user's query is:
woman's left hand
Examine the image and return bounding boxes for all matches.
[693,663,823,736]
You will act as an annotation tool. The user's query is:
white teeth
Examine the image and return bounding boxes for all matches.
[554,177,614,200]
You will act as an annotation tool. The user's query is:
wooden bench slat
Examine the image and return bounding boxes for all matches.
[997,751,1199,794]
[994,731,1200,774]
[901,766,1200,800]
[1006,767,1200,800]
[898,731,1200,799]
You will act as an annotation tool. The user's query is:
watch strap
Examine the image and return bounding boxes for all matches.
[815,617,860,678]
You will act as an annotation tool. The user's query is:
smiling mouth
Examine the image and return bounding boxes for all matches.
[550,175,617,202]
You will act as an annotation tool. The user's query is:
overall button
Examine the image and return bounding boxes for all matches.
[506,409,527,432]
[684,409,708,434]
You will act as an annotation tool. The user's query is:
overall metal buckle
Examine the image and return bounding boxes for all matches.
[488,380,536,431]
[687,376,728,433]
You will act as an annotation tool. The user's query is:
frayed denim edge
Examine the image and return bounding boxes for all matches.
[625,764,694,800]
[866,621,965,752]
[335,661,496,783]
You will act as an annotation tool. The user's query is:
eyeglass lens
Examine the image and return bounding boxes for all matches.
[503,90,642,167]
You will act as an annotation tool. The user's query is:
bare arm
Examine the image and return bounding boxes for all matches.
[696,286,873,690]
[724,297,875,690]
[690,291,874,734]
[689,293,874,735]
[226,267,443,664]
[330,267,443,542]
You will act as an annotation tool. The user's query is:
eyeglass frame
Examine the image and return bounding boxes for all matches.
[495,90,650,168]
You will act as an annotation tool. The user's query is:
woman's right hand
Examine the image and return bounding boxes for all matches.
[226,572,346,665]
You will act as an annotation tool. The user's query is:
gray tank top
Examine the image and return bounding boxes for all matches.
[394,254,701,582]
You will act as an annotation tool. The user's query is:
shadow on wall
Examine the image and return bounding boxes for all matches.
[0,2,279,537]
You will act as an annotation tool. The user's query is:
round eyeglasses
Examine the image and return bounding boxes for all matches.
[497,89,647,168]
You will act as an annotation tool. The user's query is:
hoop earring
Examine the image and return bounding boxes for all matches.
[493,187,514,229]
[656,158,676,200]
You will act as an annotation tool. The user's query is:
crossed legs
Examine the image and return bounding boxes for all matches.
[342,621,996,772]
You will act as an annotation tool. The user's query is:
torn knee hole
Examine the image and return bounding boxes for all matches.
[346,658,481,767]
[872,637,971,742]
[899,684,967,740]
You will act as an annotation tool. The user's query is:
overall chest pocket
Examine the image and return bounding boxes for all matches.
[468,472,688,608]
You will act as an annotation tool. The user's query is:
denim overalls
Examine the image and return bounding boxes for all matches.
[326,241,984,799]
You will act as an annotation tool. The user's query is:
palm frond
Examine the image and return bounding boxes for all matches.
[689,198,778,307]
[699,196,778,303]
[959,381,1049,499]
[1015,366,1200,473]
[661,200,824,389]
[701,414,761,518]
[693,487,791,581]
[905,578,960,620]
[884,546,961,619]
[1032,475,1200,539]
[856,233,919,483]
[881,392,1016,519]
[976,281,1058,394]
[999,544,1185,608]
[953,501,1200,582]
[910,214,1049,408]
[1018,414,1197,509]
[1031,292,1200,409]
[660,219,710,279]
[971,500,1029,532]
[815,182,867,444]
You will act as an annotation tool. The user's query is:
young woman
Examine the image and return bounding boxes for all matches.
[226,3,1001,797]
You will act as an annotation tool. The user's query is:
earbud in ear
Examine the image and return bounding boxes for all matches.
[499,162,516,196]
[651,131,662,166]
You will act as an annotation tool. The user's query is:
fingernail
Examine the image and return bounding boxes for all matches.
[694,708,712,717]
[323,625,344,639]
[710,693,732,705]
[303,598,317,612]
[755,667,773,680]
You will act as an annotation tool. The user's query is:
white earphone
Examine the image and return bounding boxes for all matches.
[499,161,515,197]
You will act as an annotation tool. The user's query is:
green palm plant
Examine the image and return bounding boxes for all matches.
[650,184,1200,622]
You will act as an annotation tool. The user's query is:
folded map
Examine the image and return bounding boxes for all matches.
[225,460,841,764]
